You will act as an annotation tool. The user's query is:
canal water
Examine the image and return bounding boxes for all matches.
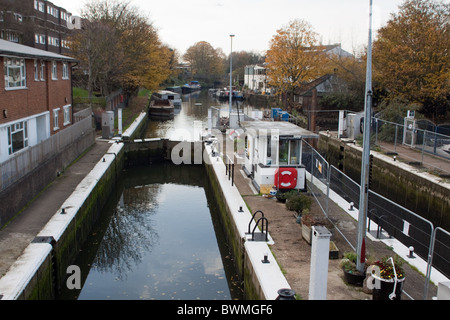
[145,90,266,140]
[58,91,263,300]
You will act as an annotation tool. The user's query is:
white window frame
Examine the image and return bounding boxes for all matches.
[4,57,26,90]
[63,105,71,126]
[7,121,29,155]
[34,60,39,81]
[62,62,69,79]
[51,61,57,80]
[53,108,60,131]
[40,60,45,81]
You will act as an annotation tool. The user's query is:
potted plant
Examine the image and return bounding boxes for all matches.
[283,191,315,244]
[284,190,312,214]
[339,251,366,286]
[368,256,406,300]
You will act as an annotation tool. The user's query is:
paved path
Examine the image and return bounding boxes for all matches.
[377,141,450,175]
[0,138,111,278]
[232,164,440,300]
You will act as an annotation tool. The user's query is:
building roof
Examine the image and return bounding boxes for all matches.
[241,120,319,139]
[0,40,76,62]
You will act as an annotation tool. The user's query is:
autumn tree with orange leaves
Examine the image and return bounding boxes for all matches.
[373,0,449,122]
[266,19,327,110]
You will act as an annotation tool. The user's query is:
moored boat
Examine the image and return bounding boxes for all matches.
[152,90,182,107]
[182,81,201,94]
[149,99,174,119]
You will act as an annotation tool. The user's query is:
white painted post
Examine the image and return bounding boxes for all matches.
[118,107,123,136]
[309,226,331,300]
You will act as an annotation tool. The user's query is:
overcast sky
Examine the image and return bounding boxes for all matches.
[54,0,407,56]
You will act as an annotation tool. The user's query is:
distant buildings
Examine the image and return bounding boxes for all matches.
[0,0,81,55]
[244,43,353,98]
[244,64,269,94]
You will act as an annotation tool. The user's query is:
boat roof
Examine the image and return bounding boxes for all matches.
[0,39,76,62]
[155,90,180,95]
[241,120,318,139]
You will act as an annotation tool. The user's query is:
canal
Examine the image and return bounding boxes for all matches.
[58,90,263,300]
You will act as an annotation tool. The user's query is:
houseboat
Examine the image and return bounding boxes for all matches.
[181,81,201,94]
[152,90,182,107]
[148,99,174,119]
[216,87,244,101]
[239,120,318,195]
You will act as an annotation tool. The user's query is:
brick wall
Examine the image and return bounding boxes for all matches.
[0,56,72,133]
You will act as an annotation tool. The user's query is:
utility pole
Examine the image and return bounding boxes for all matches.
[356,0,373,273]
[229,34,235,116]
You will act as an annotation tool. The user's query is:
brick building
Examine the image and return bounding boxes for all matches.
[0,39,75,163]
[0,0,77,55]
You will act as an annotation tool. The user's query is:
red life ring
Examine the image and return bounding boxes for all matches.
[274,168,297,189]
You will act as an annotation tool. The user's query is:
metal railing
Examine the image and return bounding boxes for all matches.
[301,139,450,298]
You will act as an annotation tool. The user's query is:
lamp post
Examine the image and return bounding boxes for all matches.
[356,0,373,273]
[229,34,235,116]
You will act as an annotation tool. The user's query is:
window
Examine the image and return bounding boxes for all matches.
[62,62,69,79]
[63,105,71,125]
[51,61,57,80]
[278,139,301,165]
[39,34,46,44]
[34,60,39,81]
[14,14,23,23]
[4,57,26,89]
[38,2,45,12]
[8,122,28,155]
[53,108,60,131]
[289,140,300,165]
[40,61,45,81]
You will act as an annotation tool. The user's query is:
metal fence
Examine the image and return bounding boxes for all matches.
[373,118,450,174]
[301,139,450,288]
[0,115,93,192]
[300,110,450,175]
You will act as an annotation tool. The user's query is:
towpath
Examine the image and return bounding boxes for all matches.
[0,138,111,278]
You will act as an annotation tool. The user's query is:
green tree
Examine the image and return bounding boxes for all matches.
[373,0,450,122]
[183,41,225,87]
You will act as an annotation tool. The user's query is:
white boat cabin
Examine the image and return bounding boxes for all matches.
[152,90,182,107]
[240,120,318,194]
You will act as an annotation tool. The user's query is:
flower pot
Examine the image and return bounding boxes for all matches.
[342,268,366,286]
[372,277,405,300]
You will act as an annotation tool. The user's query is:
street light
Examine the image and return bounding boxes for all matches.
[229,34,235,116]
[356,0,373,273]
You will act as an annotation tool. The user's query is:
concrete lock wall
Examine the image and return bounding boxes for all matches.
[203,142,291,300]
[0,113,147,300]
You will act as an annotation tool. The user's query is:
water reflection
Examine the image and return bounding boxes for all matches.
[59,163,242,300]
[145,90,266,141]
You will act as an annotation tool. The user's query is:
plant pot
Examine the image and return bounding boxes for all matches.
[342,268,366,286]
[372,277,405,300]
